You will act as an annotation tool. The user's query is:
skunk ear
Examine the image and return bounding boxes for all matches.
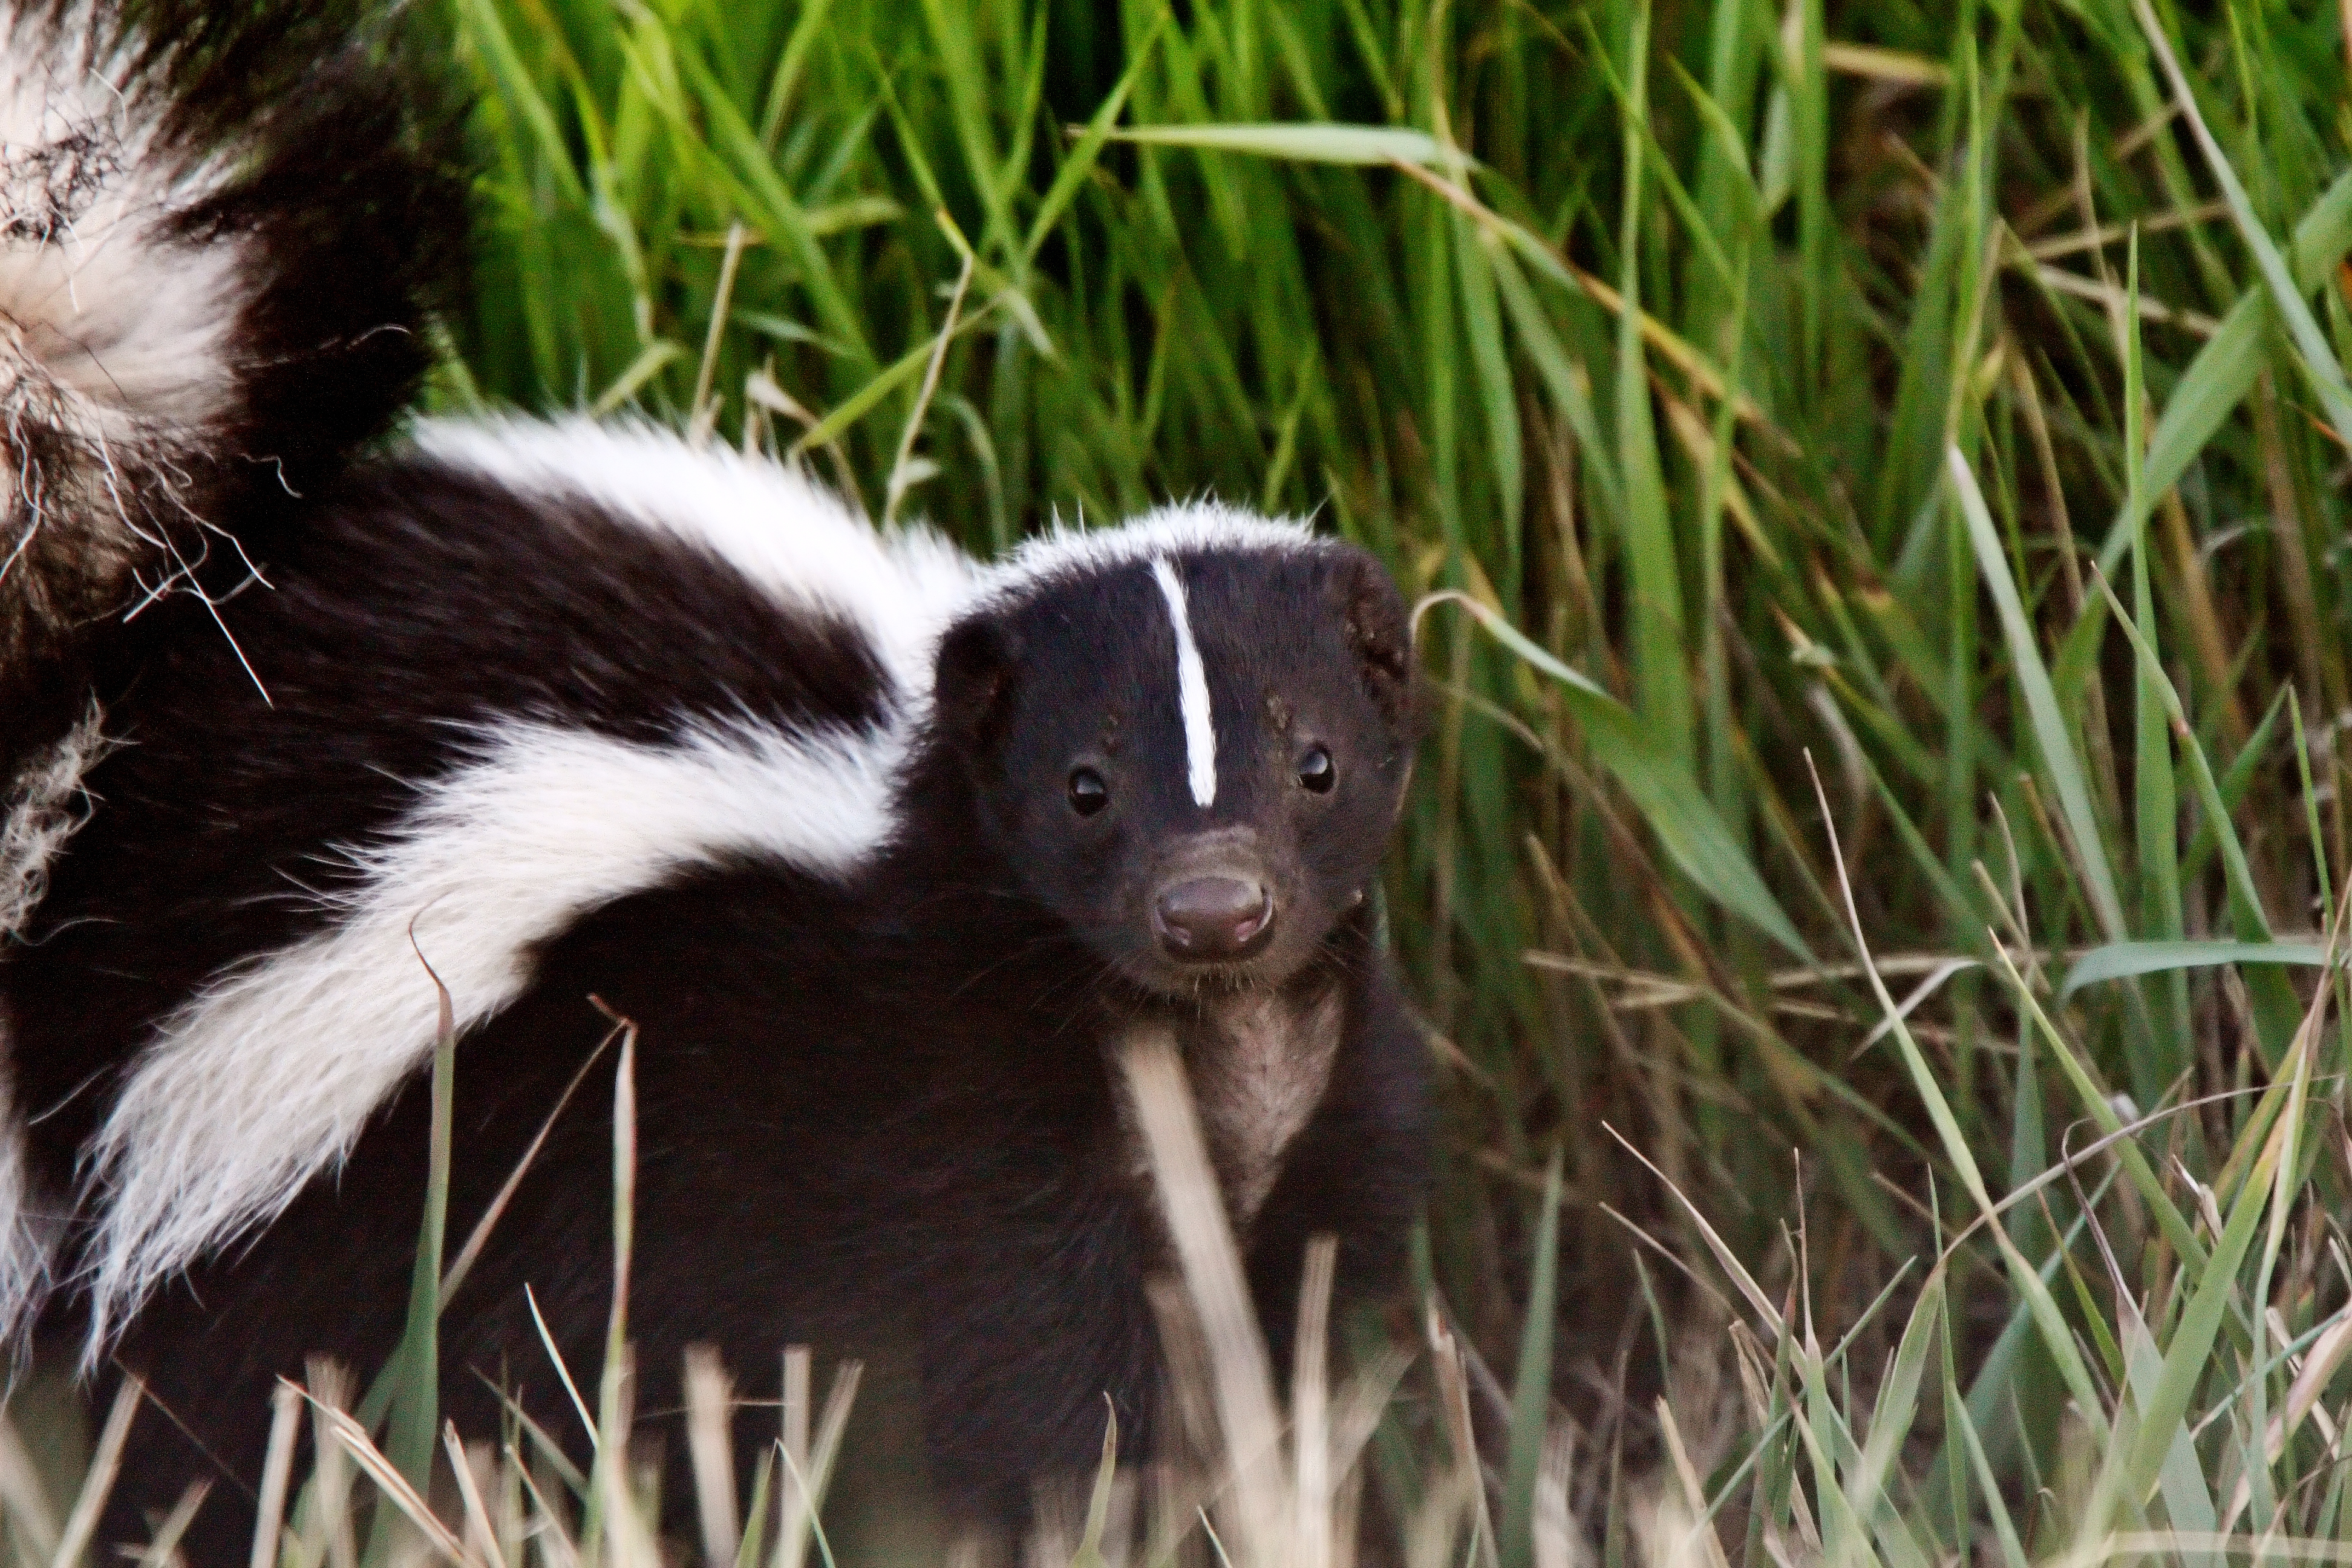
[1329,550,1416,732]
[933,612,1023,756]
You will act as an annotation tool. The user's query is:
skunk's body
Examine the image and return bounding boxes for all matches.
[0,5,1431,1558]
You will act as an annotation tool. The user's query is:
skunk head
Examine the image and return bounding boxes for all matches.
[933,512,1416,997]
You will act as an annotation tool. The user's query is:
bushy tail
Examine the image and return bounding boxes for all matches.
[0,0,462,731]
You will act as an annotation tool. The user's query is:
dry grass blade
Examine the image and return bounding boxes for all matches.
[248,1380,304,1568]
[1327,1349,1413,1488]
[688,222,751,446]
[1142,1276,1218,1561]
[51,1376,139,1568]
[1655,1400,1730,1568]
[1405,1466,1479,1568]
[2022,201,2229,260]
[2273,1308,2352,1462]
[1117,1027,1289,1565]
[779,1346,809,1489]
[1060,1402,1126,1568]
[684,1347,739,1568]
[306,1359,359,1568]
[441,1421,508,1568]
[524,1284,597,1449]
[310,1403,474,1566]
[1819,40,1950,85]
[595,1014,641,1463]
[505,1446,578,1568]
[1292,1236,1338,1568]
[773,1358,860,1568]
[474,1439,519,1568]
[2027,263,2221,334]
[1424,1310,1498,1568]
[590,1366,659,1568]
[1532,1420,1578,1568]
[1603,1123,1783,1341]
[441,1021,620,1310]
[131,1480,209,1568]
[881,209,976,528]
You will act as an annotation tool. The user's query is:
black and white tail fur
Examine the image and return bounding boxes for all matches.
[0,4,1431,1557]
[0,0,456,1350]
[0,0,457,756]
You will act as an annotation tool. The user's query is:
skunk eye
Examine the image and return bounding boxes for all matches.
[1068,767,1110,816]
[1297,746,1336,793]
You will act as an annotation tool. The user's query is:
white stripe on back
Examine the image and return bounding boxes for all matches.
[413,417,981,700]
[79,717,904,1355]
[1149,557,1218,808]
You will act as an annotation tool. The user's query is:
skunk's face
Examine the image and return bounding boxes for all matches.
[935,542,1416,997]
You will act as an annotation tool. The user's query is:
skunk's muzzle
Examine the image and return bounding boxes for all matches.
[1151,875,1274,962]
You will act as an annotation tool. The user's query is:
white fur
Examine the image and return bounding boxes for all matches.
[80,716,906,1346]
[0,1051,54,1347]
[1192,988,1344,1223]
[0,704,105,938]
[1150,557,1218,808]
[0,11,247,527]
[0,712,113,1341]
[412,417,980,699]
[977,501,1316,609]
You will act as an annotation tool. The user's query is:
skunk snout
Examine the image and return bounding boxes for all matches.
[1152,874,1274,961]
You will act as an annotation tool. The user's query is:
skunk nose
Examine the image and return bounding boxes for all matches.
[1153,877,1273,961]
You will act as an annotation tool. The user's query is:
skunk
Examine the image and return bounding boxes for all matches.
[0,4,1431,1557]
[2,416,1431,1554]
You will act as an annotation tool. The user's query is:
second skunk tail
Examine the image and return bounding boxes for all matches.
[0,0,465,748]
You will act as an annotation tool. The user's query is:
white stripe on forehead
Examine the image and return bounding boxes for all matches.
[972,502,1318,610]
[1149,557,1218,808]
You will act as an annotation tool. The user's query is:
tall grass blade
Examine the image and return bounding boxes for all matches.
[250,1381,304,1568]
[2061,940,2332,996]
[1120,1029,1287,1563]
[374,950,459,1532]
[1097,123,1446,166]
[1949,448,2126,937]
[2134,0,2352,453]
[1498,1150,1563,1568]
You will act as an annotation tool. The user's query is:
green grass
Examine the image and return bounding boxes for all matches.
[18,0,2352,1560]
